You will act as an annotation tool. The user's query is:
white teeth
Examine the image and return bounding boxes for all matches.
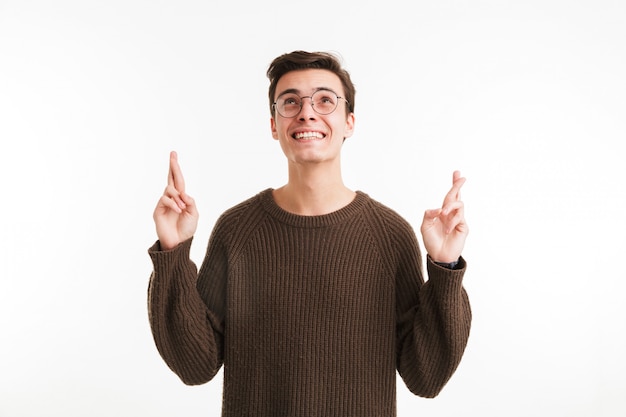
[294,131,324,139]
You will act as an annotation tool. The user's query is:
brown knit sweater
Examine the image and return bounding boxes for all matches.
[148,189,471,417]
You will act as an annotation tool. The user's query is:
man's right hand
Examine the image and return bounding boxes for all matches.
[153,151,199,251]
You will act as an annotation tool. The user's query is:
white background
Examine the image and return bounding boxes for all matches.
[1,0,625,416]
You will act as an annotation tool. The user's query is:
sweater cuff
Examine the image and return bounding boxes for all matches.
[427,255,466,280]
[147,237,194,269]
[426,256,467,296]
[148,237,193,254]
[428,255,465,270]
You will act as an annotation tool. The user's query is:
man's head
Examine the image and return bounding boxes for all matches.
[267,51,356,117]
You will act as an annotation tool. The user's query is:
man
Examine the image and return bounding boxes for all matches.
[148,50,471,416]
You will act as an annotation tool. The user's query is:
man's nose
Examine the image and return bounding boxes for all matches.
[298,97,317,120]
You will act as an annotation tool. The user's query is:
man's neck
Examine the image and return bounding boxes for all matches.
[273,164,355,216]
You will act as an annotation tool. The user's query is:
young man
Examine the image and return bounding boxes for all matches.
[148,50,471,416]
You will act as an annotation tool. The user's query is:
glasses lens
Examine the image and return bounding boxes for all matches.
[276,94,301,118]
[311,90,338,115]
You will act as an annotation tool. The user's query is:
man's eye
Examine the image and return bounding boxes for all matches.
[317,95,335,105]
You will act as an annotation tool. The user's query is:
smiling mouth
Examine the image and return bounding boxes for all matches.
[293,131,325,140]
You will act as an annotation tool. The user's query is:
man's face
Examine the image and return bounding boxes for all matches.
[270,69,355,166]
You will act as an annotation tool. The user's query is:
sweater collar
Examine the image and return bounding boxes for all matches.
[259,188,369,228]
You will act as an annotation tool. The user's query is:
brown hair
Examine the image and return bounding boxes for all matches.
[267,50,356,117]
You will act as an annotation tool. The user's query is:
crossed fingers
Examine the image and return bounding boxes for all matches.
[162,151,187,213]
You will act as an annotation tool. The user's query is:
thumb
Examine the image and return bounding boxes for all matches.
[423,208,442,222]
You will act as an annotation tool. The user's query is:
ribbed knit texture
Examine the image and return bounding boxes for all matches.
[148,189,471,417]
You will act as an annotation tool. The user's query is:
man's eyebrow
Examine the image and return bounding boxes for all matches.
[275,87,339,99]
[275,88,300,98]
[314,87,339,95]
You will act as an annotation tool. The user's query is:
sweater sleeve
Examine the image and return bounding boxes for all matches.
[394,223,472,398]
[147,238,224,385]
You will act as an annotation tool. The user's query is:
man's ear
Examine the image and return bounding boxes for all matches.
[270,117,278,140]
[343,113,355,140]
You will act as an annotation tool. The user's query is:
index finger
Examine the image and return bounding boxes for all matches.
[167,151,186,193]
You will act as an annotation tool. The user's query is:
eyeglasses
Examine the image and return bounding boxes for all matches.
[273,89,349,118]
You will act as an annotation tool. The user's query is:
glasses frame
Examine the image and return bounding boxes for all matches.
[272,89,350,118]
